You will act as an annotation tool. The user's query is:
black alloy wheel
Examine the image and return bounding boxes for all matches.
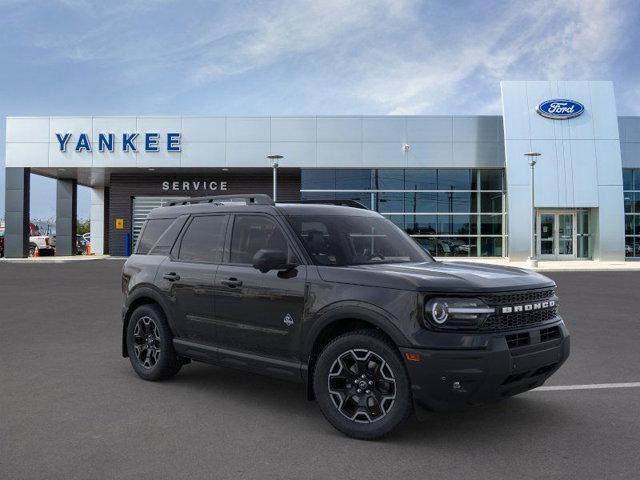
[132,316,161,369]
[313,330,412,440]
[327,349,397,423]
[126,304,182,381]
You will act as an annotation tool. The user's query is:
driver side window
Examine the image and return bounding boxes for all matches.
[229,215,297,265]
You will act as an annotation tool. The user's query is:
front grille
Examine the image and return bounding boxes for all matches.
[482,307,558,331]
[480,288,558,331]
[480,288,555,306]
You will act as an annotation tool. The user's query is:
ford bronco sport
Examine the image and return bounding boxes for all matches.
[121,194,570,439]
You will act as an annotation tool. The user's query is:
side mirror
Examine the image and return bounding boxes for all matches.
[252,249,297,273]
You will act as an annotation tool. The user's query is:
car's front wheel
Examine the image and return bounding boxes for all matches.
[313,329,412,440]
[126,304,182,381]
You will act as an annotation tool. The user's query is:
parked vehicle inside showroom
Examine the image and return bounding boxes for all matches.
[120,194,570,440]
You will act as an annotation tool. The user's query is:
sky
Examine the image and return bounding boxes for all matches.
[1,0,639,220]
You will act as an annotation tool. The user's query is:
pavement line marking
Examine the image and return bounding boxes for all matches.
[534,382,640,392]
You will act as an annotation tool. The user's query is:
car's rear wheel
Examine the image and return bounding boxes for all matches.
[126,304,182,381]
[313,329,412,440]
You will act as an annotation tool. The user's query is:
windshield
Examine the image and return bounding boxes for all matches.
[286,214,433,266]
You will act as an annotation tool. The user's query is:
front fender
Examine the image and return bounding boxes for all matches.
[302,301,411,358]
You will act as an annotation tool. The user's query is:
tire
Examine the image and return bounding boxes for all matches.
[313,329,412,440]
[126,304,182,381]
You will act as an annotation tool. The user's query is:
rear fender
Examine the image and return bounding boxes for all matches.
[121,285,172,357]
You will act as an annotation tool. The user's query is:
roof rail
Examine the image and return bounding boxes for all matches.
[167,194,274,207]
[294,199,369,209]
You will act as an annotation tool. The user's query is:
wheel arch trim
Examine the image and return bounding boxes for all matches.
[121,286,171,357]
[304,302,409,359]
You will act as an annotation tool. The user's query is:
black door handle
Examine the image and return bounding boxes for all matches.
[163,272,181,281]
[221,278,243,288]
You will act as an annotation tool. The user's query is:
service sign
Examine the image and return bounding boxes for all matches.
[55,132,181,153]
[536,99,584,120]
[162,180,228,192]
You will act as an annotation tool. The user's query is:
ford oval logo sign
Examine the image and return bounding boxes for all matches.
[536,99,584,120]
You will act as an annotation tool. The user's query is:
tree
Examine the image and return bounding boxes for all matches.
[77,218,91,236]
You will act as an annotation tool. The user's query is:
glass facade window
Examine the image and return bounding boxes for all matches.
[624,169,640,259]
[301,168,506,257]
[577,209,592,259]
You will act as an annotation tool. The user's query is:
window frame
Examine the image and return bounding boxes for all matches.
[171,213,230,265]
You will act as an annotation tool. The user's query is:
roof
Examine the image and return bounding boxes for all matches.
[147,197,381,219]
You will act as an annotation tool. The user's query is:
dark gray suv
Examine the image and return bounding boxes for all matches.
[121,194,569,439]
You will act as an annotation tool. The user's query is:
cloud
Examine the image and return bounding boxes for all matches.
[349,0,629,114]
[5,0,634,114]
[184,0,418,84]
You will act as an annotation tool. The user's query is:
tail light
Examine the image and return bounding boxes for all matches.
[45,237,50,246]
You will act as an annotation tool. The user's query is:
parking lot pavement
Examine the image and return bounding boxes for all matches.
[1,261,639,480]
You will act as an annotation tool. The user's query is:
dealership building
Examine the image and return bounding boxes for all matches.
[3,80,640,260]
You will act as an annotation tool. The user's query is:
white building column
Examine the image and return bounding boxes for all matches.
[90,187,105,255]
[501,80,626,262]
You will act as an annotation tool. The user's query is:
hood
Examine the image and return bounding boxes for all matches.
[317,260,555,293]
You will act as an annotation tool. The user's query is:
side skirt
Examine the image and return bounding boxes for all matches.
[173,338,305,383]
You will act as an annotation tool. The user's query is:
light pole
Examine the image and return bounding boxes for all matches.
[267,154,283,202]
[525,152,541,268]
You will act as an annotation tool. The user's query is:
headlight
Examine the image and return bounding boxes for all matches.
[425,297,494,329]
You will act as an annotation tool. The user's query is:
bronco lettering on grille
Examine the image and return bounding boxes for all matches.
[501,300,555,314]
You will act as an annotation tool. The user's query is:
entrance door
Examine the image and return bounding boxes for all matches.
[537,211,577,260]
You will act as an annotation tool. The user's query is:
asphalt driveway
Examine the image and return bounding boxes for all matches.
[1,260,639,479]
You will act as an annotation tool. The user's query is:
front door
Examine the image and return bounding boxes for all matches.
[213,214,307,364]
[537,211,577,260]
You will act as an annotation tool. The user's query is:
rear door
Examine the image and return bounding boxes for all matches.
[213,214,307,363]
[158,214,229,345]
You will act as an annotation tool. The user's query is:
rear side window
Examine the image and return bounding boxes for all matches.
[148,215,188,255]
[136,218,174,254]
[178,215,227,263]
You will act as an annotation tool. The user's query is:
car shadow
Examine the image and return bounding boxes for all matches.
[151,361,578,442]
[391,395,576,444]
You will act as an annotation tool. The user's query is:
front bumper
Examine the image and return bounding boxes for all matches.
[400,319,570,417]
